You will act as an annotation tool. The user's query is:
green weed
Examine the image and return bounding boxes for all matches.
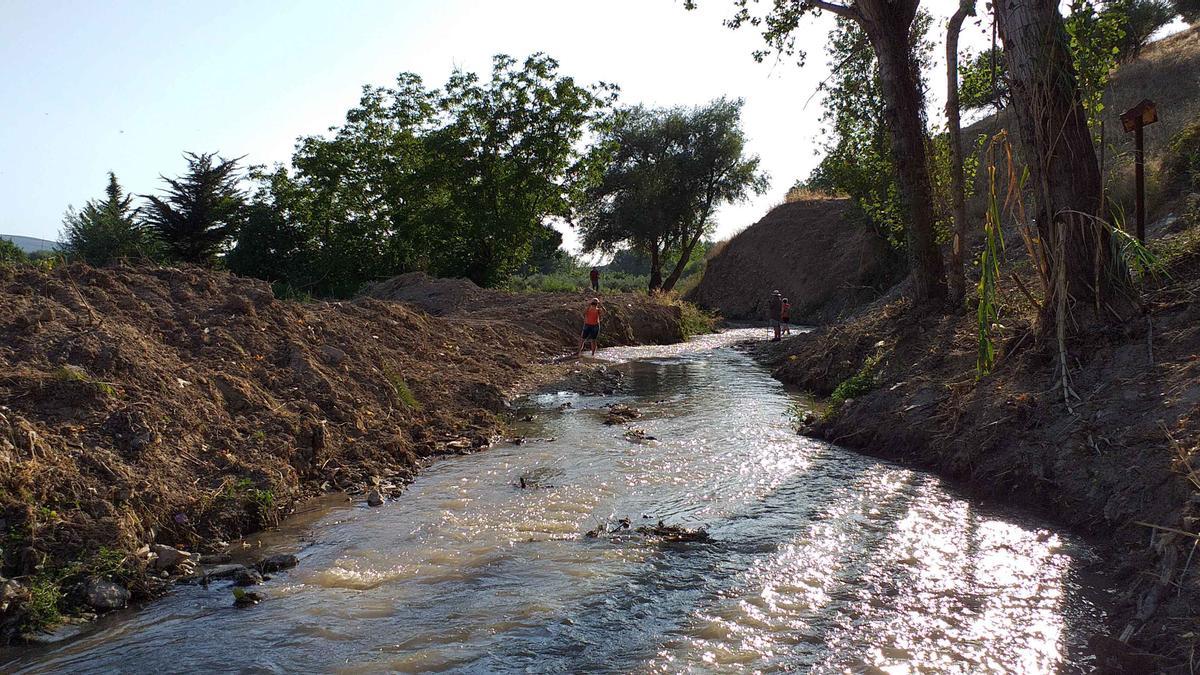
[385,371,421,410]
[827,352,882,415]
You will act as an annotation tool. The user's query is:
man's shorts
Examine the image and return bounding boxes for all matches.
[769,319,780,327]
[582,324,600,339]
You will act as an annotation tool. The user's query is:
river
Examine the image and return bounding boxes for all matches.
[4,328,1110,673]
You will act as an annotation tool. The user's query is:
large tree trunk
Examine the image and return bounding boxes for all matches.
[661,231,704,293]
[858,0,947,303]
[994,0,1125,325]
[647,243,663,293]
[946,1,974,303]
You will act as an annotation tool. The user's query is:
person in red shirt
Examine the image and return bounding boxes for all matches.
[589,266,600,292]
[781,297,791,335]
[577,298,604,357]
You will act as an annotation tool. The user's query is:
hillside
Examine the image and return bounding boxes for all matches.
[686,198,897,323]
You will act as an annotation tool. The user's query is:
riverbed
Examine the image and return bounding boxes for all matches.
[4,328,1110,673]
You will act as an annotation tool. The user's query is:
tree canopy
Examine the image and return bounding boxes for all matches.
[228,54,617,295]
[60,172,159,266]
[144,153,245,264]
[577,98,767,293]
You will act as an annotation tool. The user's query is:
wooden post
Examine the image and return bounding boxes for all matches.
[1135,121,1145,242]
[1120,99,1158,243]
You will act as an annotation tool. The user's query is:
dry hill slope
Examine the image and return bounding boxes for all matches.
[687,198,897,324]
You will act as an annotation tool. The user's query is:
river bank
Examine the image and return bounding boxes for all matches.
[747,248,1200,670]
[0,263,702,642]
[2,329,1111,673]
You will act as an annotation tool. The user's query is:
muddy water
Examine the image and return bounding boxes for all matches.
[6,328,1109,674]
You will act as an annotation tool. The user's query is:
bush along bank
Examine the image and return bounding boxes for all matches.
[0,263,698,643]
[749,245,1200,670]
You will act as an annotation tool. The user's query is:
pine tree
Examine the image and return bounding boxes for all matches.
[144,153,245,264]
[60,172,158,266]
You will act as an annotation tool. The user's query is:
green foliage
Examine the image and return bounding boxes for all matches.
[577,98,767,292]
[145,152,245,264]
[53,365,117,397]
[828,352,882,414]
[1112,0,1178,59]
[1162,121,1200,195]
[805,15,934,253]
[0,238,27,264]
[677,301,718,338]
[60,172,159,266]
[230,54,617,296]
[386,371,421,409]
[958,48,1008,112]
[1066,0,1125,135]
[24,575,64,631]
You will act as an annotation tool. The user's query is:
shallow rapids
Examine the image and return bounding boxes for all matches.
[5,328,1108,673]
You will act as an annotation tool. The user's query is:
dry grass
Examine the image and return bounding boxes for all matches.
[784,185,844,203]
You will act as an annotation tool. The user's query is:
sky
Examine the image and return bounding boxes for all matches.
[0,0,995,252]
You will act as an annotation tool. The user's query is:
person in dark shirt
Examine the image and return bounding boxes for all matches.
[768,290,783,341]
[589,267,600,292]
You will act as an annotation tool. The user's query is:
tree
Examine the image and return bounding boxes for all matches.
[233,55,615,294]
[1177,0,1200,22]
[690,0,947,302]
[60,172,158,266]
[0,238,26,264]
[995,0,1128,325]
[420,54,619,286]
[1114,0,1177,59]
[144,153,244,264]
[805,14,933,255]
[578,99,767,293]
[959,48,1009,112]
[946,0,977,302]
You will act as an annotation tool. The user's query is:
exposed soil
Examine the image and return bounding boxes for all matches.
[686,198,899,324]
[364,272,686,347]
[747,236,1200,671]
[0,264,685,641]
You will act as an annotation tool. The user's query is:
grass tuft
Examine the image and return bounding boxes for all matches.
[386,371,421,410]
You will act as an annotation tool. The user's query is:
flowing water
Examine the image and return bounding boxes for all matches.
[6,328,1110,673]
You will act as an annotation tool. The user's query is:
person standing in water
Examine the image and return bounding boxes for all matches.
[589,266,600,292]
[577,298,604,357]
[781,297,791,335]
[768,290,783,341]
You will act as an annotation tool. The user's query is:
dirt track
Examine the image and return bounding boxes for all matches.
[0,264,685,640]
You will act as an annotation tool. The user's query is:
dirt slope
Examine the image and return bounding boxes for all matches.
[0,265,684,640]
[687,198,897,324]
[364,272,686,346]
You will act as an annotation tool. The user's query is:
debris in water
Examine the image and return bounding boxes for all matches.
[604,404,641,425]
[232,587,264,607]
[514,466,562,490]
[623,428,657,443]
[636,520,711,543]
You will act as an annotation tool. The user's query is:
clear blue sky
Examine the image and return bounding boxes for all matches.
[1,0,991,249]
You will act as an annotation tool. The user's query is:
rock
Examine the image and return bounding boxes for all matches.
[200,553,232,565]
[257,554,298,574]
[150,544,188,571]
[318,345,347,365]
[234,569,264,587]
[0,578,28,612]
[232,588,264,607]
[201,564,246,580]
[603,404,641,425]
[83,579,130,611]
[366,490,384,507]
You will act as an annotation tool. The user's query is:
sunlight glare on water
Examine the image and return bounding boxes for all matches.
[4,328,1106,674]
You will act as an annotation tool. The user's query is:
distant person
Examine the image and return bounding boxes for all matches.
[590,266,600,292]
[577,298,604,357]
[768,290,783,341]
[781,297,791,335]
